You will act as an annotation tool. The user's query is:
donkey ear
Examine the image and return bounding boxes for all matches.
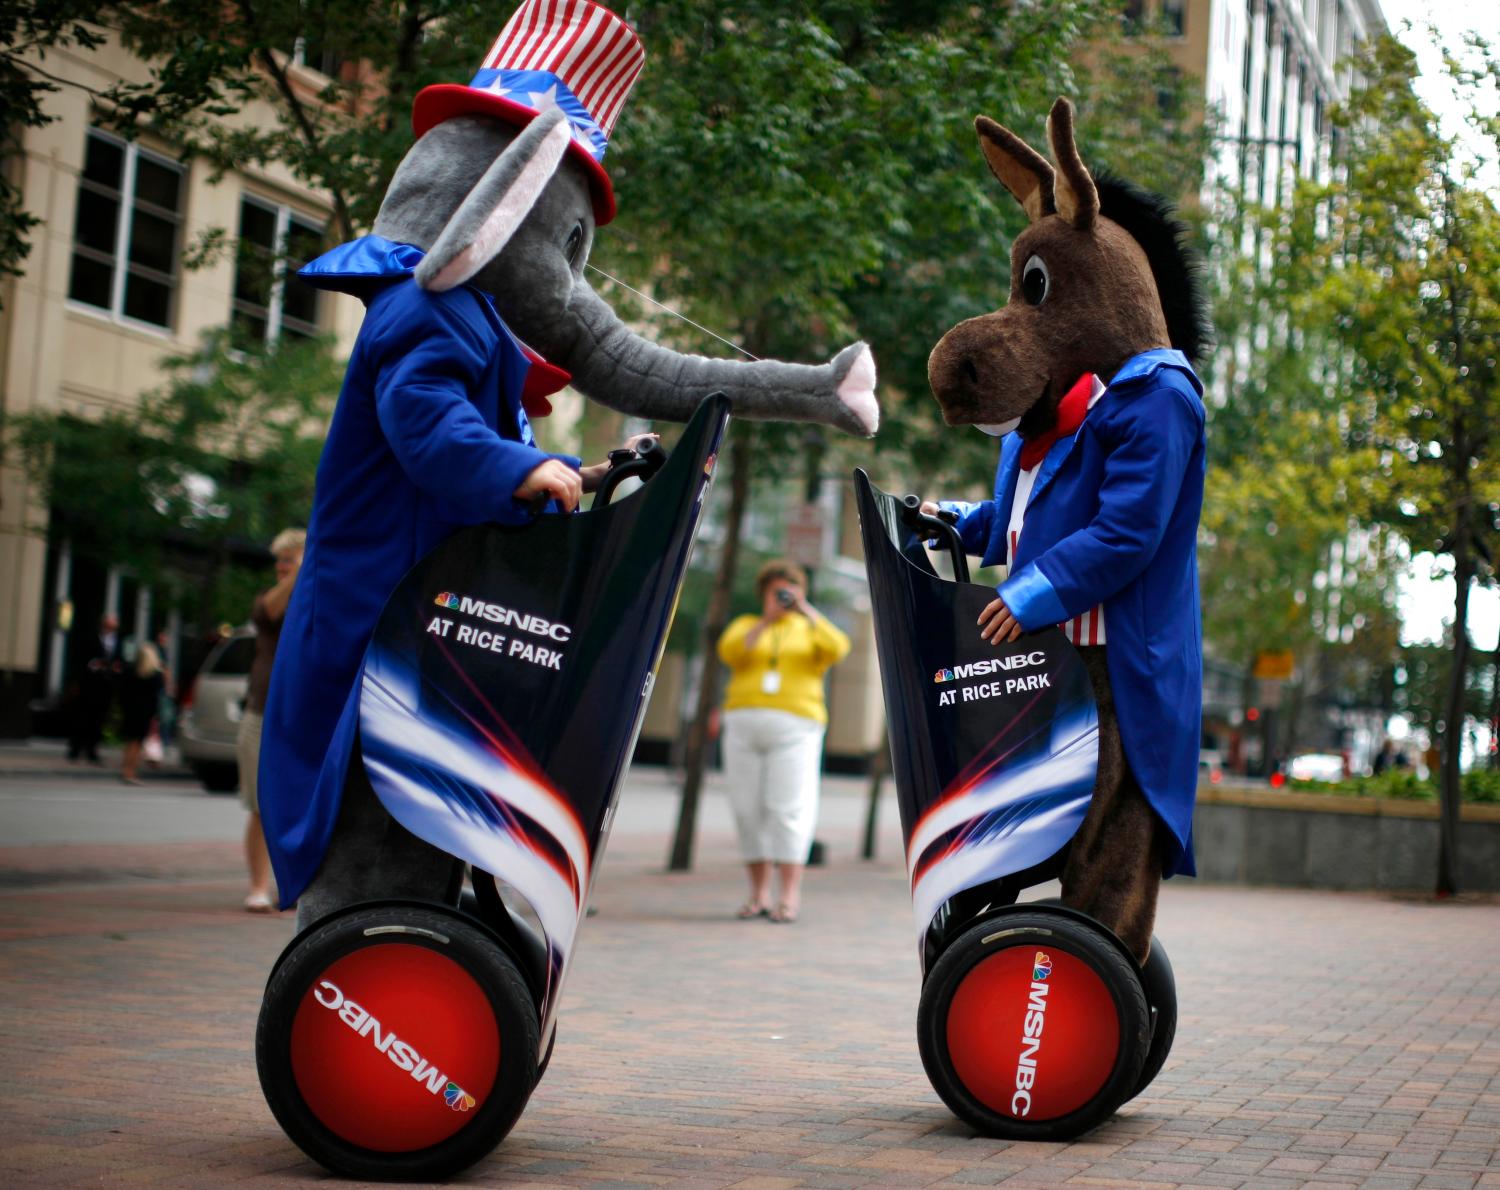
[974,115,1055,222]
[416,109,573,293]
[1046,98,1098,230]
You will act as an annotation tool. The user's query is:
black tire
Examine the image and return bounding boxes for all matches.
[196,762,239,793]
[1126,936,1176,1101]
[917,909,1150,1141]
[256,903,539,1181]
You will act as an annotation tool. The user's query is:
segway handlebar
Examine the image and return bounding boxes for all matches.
[900,494,971,583]
[592,438,669,509]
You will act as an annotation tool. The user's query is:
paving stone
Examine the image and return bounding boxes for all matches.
[1,796,1497,1188]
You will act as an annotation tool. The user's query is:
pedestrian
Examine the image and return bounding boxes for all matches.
[68,613,121,764]
[118,642,164,785]
[239,528,305,913]
[1374,738,1396,775]
[152,628,177,753]
[716,559,851,923]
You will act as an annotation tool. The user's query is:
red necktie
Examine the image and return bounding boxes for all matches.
[1019,373,1096,471]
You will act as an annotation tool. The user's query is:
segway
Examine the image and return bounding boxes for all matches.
[257,396,730,1181]
[853,470,1177,1140]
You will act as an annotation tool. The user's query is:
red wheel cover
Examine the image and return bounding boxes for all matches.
[289,942,502,1151]
[945,944,1119,1120]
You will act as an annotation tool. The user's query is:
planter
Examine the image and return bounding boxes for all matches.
[1191,785,1500,892]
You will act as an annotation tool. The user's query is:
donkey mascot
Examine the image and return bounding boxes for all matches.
[260,0,878,926]
[925,99,1210,962]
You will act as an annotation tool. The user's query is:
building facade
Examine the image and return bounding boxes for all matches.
[0,30,365,735]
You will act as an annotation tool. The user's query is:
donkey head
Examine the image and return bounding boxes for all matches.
[928,98,1207,437]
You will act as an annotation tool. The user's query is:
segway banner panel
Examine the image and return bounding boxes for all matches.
[357,397,729,1038]
[853,471,1099,955]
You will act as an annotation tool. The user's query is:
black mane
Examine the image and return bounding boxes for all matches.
[1095,172,1213,366]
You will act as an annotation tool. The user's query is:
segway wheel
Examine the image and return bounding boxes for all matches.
[917,909,1150,1140]
[1126,936,1176,1102]
[257,904,539,1181]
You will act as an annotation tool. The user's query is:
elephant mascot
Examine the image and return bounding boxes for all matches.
[924,99,1210,962]
[260,0,879,926]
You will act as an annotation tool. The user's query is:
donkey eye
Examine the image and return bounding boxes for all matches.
[565,222,585,266]
[1021,255,1050,305]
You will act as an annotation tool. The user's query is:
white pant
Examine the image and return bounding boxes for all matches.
[722,707,825,864]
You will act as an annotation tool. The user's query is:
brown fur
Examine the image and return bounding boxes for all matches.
[929,99,1176,964]
[929,100,1170,440]
[1066,649,1164,962]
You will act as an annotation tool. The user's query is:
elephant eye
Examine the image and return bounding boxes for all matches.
[1021,254,1049,305]
[565,222,585,266]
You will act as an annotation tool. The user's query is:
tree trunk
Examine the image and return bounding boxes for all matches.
[667,428,754,872]
[1437,523,1473,897]
[862,729,889,860]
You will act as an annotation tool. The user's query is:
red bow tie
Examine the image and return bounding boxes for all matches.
[1019,373,1096,471]
[518,344,571,419]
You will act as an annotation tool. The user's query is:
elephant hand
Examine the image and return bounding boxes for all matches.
[515,458,582,512]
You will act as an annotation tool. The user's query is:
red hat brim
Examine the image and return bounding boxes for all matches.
[412,84,617,226]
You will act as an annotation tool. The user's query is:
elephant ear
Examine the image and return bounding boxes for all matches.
[974,115,1055,222]
[416,109,572,293]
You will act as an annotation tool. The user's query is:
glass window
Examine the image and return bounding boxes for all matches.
[68,128,183,330]
[1161,0,1185,35]
[231,195,324,346]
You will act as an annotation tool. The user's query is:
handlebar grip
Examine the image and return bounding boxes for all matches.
[899,494,971,584]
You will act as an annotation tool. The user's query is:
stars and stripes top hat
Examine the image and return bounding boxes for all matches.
[412,0,646,225]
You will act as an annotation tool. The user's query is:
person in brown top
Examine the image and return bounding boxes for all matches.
[238,528,305,912]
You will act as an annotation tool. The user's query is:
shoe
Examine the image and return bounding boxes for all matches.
[245,892,275,914]
[120,775,143,786]
[737,902,770,920]
[770,904,799,924]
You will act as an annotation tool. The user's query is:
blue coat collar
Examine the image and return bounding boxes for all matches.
[299,236,545,388]
[298,235,426,292]
[995,349,1201,522]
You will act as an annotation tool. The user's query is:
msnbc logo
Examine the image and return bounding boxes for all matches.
[434,592,461,610]
[933,668,956,684]
[1032,952,1053,981]
[443,1082,476,1112]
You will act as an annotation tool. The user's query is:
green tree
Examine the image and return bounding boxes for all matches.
[1206,32,1500,891]
[4,332,343,627]
[601,3,1207,867]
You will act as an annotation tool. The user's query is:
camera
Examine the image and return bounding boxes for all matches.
[775,588,796,608]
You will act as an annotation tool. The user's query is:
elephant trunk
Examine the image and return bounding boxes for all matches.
[559,284,879,437]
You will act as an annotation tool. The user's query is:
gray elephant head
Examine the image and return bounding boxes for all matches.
[371,111,879,437]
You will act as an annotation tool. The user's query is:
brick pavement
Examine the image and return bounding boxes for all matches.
[1,781,1497,1189]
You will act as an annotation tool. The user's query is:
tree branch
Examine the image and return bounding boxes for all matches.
[234,0,356,240]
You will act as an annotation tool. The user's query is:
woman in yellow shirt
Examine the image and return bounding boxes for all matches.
[717,559,851,923]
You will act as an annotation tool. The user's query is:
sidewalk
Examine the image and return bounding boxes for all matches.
[1,769,1497,1188]
[0,738,196,780]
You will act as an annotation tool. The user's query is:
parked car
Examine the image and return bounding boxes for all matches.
[1285,752,1346,784]
[178,629,254,793]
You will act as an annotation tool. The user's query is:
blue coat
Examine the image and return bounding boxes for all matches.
[259,236,578,907]
[940,349,1206,877]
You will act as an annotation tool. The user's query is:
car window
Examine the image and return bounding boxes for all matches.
[206,636,256,677]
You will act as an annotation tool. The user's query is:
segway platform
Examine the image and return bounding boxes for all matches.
[853,469,1176,1140]
[258,397,729,1180]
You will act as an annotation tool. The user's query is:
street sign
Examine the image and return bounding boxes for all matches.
[1253,650,1295,681]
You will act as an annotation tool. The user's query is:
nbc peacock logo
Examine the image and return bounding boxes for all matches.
[434,592,460,610]
[443,1081,476,1112]
[933,668,956,684]
[1032,951,1053,981]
